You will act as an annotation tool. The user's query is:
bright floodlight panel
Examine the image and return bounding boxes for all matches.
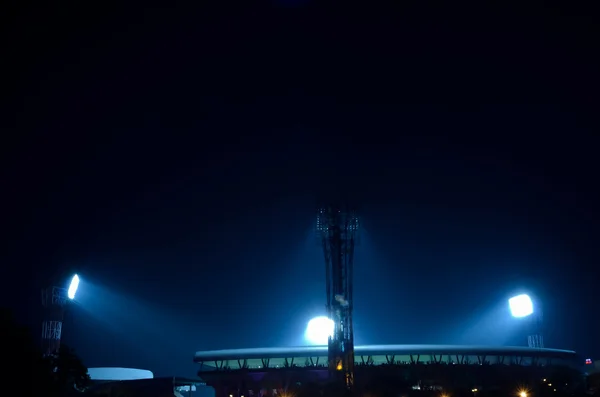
[509,294,533,317]
[305,316,334,345]
[68,274,80,299]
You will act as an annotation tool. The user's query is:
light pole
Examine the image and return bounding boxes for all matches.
[41,274,79,356]
[508,293,544,348]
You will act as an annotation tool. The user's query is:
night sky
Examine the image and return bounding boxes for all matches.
[2,0,599,379]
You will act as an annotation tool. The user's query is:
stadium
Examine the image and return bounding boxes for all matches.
[195,344,583,397]
[194,210,585,396]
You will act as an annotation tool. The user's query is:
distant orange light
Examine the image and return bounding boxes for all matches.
[336,362,343,371]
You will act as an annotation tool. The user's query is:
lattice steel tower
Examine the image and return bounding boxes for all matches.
[41,286,68,356]
[317,206,359,390]
[528,310,544,349]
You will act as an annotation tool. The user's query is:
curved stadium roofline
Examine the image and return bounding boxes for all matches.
[194,344,576,362]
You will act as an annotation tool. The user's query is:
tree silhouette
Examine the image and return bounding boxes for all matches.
[587,372,600,395]
[2,307,89,396]
[43,345,91,395]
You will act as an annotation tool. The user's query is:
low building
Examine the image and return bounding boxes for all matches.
[86,377,208,397]
[85,367,212,397]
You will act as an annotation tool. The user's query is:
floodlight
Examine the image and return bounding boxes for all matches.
[509,294,533,317]
[68,274,80,300]
[305,316,334,345]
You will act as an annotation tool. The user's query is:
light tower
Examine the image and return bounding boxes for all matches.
[316,206,359,390]
[41,274,79,356]
[526,304,544,349]
[508,293,544,348]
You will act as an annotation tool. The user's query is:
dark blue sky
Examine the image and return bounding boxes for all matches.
[2,0,598,379]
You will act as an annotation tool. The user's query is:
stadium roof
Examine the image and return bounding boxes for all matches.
[194,344,576,361]
[88,367,154,381]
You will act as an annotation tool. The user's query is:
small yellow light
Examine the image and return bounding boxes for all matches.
[548,383,552,387]
[517,386,530,397]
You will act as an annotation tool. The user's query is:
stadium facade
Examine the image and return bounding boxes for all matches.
[195,344,582,396]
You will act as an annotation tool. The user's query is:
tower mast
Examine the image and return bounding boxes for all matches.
[528,308,544,348]
[317,206,359,390]
[41,274,78,356]
[41,286,68,356]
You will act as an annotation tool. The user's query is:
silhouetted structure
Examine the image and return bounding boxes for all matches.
[41,285,68,355]
[528,308,544,349]
[86,377,208,397]
[317,206,359,390]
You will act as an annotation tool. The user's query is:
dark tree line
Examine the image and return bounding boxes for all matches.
[589,372,600,396]
[2,307,90,396]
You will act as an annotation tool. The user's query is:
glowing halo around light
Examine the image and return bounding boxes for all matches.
[305,316,334,345]
[516,387,530,397]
